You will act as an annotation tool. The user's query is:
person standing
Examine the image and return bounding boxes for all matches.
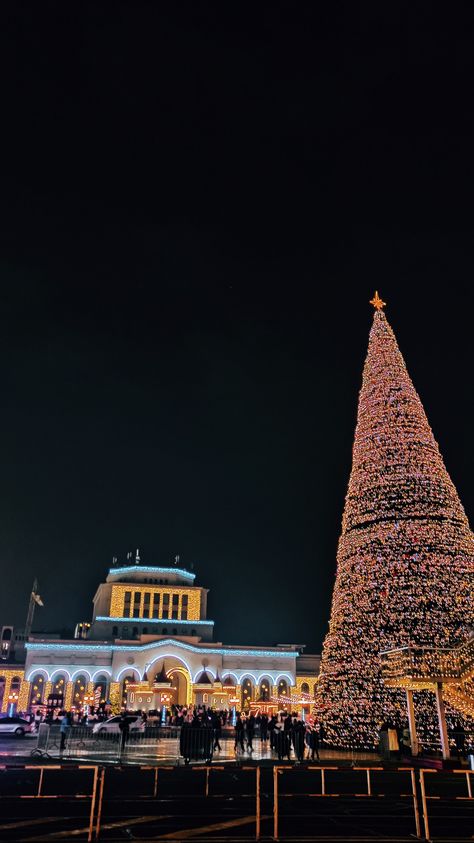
[119,712,130,755]
[246,713,255,753]
[212,711,222,752]
[309,724,320,761]
[260,713,268,743]
[292,718,305,763]
[59,711,71,754]
[234,713,245,753]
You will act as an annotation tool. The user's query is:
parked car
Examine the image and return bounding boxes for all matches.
[0,716,35,737]
[92,715,145,735]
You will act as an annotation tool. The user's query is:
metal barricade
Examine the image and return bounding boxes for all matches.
[272,765,422,840]
[178,726,215,764]
[0,763,102,842]
[419,767,474,840]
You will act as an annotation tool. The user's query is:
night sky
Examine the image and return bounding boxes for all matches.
[0,4,473,653]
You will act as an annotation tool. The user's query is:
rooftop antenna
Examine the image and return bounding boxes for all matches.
[112,556,117,566]
[126,551,133,564]
[24,578,44,640]
[174,554,179,566]
[135,548,140,565]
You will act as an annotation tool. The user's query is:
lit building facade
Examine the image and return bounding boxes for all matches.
[1,564,319,714]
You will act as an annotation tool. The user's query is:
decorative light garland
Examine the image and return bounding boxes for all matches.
[315,302,474,750]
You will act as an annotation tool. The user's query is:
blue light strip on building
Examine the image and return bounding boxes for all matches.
[25,638,298,658]
[109,566,195,580]
[96,616,214,626]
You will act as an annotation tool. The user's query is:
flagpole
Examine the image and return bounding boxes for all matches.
[24,578,38,640]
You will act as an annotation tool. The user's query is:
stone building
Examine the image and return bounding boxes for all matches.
[1,562,319,714]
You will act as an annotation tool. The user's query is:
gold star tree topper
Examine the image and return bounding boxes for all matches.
[370,290,386,311]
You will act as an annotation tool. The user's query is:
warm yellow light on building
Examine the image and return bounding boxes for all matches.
[110,584,201,620]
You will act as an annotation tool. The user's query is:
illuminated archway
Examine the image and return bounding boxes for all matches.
[167,667,190,706]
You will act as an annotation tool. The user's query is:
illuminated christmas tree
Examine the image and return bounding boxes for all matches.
[316,292,474,748]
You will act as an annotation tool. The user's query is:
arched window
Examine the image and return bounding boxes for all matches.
[259,679,270,700]
[162,627,167,634]
[51,674,67,702]
[93,675,109,708]
[112,626,118,637]
[73,675,87,708]
[241,677,253,709]
[278,679,288,698]
[121,675,135,708]
[191,629,196,636]
[132,627,138,637]
[172,628,177,635]
[28,674,45,707]
[313,683,318,697]
[142,626,148,635]
[301,682,309,695]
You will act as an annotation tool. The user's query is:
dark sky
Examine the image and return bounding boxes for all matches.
[0,3,473,652]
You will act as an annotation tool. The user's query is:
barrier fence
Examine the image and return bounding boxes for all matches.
[1,762,473,840]
[0,763,101,842]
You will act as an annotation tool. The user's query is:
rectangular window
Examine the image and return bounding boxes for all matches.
[181,610,188,620]
[162,609,169,619]
[153,593,160,618]
[133,607,140,617]
[172,594,179,605]
[144,593,150,604]
[142,606,150,618]
[181,595,188,606]
[163,593,170,605]
[172,610,178,619]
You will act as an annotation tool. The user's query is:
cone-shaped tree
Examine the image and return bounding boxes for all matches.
[316,296,474,748]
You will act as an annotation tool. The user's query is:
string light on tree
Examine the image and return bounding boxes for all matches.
[315,293,474,749]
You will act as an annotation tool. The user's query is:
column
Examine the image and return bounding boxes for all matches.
[2,675,13,712]
[109,682,121,714]
[18,678,30,713]
[43,681,53,708]
[64,681,74,710]
[435,683,450,761]
[405,689,419,756]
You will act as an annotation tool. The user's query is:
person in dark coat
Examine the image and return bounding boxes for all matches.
[212,711,222,751]
[234,713,245,752]
[292,719,306,763]
[260,713,268,743]
[246,714,255,752]
[268,715,277,749]
[308,725,320,761]
[275,724,290,761]
[118,712,131,755]
[453,722,467,762]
